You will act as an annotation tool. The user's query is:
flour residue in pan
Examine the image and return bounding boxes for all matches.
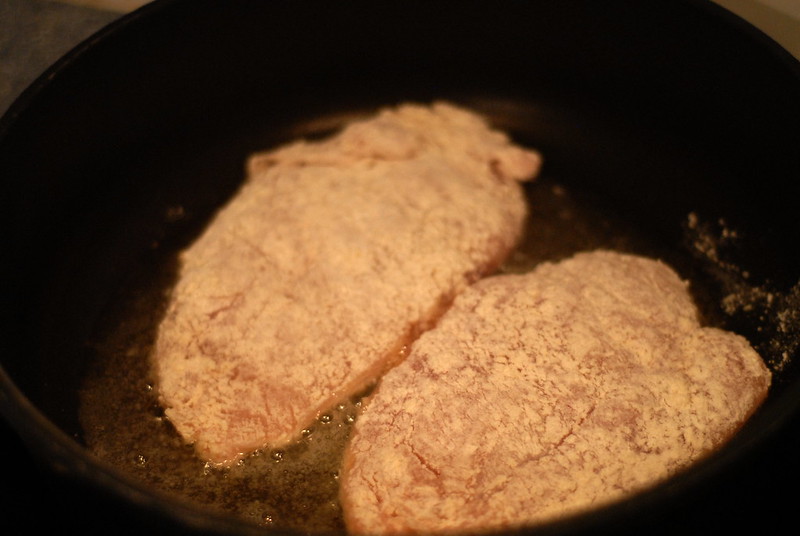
[685,212,799,374]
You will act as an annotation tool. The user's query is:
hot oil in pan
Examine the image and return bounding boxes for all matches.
[76,175,779,534]
[80,257,360,533]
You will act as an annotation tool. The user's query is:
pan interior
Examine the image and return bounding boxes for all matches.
[32,97,800,532]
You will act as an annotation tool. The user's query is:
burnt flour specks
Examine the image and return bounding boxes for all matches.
[340,250,771,535]
[152,102,542,464]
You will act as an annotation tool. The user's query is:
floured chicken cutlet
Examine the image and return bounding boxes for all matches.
[152,102,541,464]
[340,250,771,535]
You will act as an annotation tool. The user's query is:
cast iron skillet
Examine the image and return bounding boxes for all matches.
[1,0,799,534]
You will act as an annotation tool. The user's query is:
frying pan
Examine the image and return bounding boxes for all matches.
[2,0,799,534]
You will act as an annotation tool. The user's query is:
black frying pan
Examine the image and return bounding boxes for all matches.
[2,0,799,534]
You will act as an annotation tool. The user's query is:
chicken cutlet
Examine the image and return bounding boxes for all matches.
[152,102,541,464]
[340,250,771,535]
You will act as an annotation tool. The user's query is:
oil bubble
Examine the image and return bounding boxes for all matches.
[202,461,213,476]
